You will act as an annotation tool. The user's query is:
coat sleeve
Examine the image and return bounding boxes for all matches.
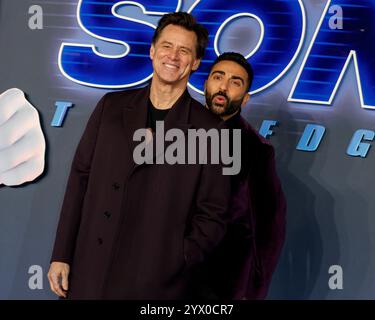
[50,94,107,264]
[245,145,287,299]
[183,127,231,269]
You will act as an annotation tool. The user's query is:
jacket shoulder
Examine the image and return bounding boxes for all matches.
[241,117,275,155]
[102,87,144,103]
[95,87,146,117]
[189,97,224,129]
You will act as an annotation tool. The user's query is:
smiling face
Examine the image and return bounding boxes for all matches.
[150,24,201,89]
[205,60,250,119]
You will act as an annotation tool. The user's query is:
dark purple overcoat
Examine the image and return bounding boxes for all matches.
[51,85,231,299]
[199,113,286,300]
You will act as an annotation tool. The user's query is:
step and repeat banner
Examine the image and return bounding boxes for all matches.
[0,0,374,299]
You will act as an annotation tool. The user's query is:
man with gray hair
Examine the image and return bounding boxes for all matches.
[48,13,230,300]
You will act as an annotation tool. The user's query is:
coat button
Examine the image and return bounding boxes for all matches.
[112,182,120,190]
[104,211,111,218]
[97,237,103,245]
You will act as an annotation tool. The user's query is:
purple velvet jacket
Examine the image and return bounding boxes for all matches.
[200,112,286,300]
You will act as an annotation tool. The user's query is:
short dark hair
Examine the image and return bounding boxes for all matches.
[210,52,254,91]
[152,12,208,59]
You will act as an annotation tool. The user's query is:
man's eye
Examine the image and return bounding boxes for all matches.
[213,75,221,80]
[232,81,241,87]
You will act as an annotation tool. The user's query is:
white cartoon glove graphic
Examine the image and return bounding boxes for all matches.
[0,88,46,186]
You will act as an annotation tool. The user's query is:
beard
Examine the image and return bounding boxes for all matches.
[205,90,244,117]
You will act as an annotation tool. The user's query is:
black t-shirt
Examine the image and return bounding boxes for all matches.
[146,99,170,132]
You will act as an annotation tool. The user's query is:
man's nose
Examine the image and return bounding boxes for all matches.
[219,80,229,92]
[168,48,179,60]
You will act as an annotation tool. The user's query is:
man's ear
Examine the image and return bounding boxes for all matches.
[241,93,250,107]
[192,58,201,71]
[150,44,155,60]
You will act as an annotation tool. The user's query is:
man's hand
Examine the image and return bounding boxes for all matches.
[47,262,70,298]
[0,88,46,186]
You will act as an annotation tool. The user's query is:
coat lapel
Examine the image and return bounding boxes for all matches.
[163,89,193,132]
[153,89,194,161]
[122,85,150,159]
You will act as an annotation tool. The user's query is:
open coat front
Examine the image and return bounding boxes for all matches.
[51,86,230,299]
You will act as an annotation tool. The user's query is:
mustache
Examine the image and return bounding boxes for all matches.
[212,91,228,101]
